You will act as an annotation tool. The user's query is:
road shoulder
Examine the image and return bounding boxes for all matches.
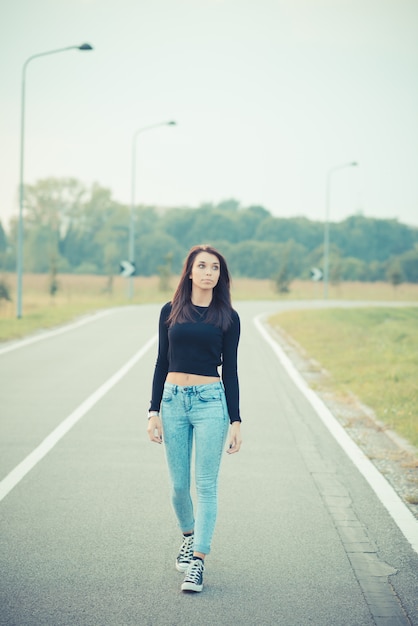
[266,320,418,521]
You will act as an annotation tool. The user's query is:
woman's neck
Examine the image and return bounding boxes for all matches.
[191,290,212,307]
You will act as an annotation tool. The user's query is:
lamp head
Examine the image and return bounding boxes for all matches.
[78,43,93,51]
[167,120,177,126]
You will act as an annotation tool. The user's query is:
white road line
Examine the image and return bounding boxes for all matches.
[0,334,157,503]
[254,313,418,556]
[0,310,113,356]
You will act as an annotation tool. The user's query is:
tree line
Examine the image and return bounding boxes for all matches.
[0,177,417,286]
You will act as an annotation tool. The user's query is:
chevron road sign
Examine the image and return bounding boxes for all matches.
[310,267,323,281]
[120,261,136,277]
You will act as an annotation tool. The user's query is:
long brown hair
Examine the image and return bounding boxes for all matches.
[167,244,233,331]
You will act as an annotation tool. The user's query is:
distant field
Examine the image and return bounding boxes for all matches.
[0,272,417,341]
[269,307,418,449]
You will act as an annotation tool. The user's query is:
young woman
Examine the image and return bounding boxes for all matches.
[147,244,242,593]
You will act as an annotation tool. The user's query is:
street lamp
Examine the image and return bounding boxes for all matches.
[16,43,93,319]
[128,120,177,299]
[323,161,358,298]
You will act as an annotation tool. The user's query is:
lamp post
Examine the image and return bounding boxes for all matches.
[323,161,358,299]
[16,43,93,319]
[128,120,177,299]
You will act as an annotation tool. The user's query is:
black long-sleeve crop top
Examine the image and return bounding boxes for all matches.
[149,302,241,423]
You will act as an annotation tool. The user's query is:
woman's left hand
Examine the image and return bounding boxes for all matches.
[227,422,242,454]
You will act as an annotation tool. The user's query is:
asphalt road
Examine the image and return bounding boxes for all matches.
[1,302,417,626]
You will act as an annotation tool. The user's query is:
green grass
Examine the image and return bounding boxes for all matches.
[0,302,117,342]
[269,307,418,449]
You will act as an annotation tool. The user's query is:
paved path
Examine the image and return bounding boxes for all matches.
[1,302,417,626]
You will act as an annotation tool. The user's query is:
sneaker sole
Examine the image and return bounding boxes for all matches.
[175,560,190,573]
[181,581,203,592]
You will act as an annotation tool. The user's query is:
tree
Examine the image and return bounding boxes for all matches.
[0,221,7,254]
[158,208,197,250]
[254,216,323,250]
[0,278,11,303]
[24,177,88,272]
[5,176,418,282]
[228,241,282,278]
[235,206,271,241]
[399,247,418,282]
[334,216,416,262]
[387,260,404,288]
[136,233,183,276]
[273,240,306,293]
[339,257,368,281]
[0,221,11,271]
[103,242,120,294]
[216,198,240,212]
[68,184,127,274]
[188,209,241,244]
[368,260,387,282]
[49,257,59,297]
[158,253,173,292]
[25,228,57,272]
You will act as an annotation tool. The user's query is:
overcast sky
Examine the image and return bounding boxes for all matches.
[1,0,417,231]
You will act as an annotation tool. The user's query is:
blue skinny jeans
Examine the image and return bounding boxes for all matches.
[161,381,229,555]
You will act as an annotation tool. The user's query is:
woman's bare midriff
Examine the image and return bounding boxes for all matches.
[166,372,220,386]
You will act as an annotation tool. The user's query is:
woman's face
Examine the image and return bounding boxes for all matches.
[189,251,221,293]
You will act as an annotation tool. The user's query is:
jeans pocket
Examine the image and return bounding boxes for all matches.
[162,389,174,403]
[197,389,221,403]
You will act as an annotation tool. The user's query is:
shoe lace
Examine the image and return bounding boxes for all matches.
[179,535,194,560]
[185,559,204,583]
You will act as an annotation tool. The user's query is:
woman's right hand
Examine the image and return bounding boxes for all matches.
[147,415,163,444]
